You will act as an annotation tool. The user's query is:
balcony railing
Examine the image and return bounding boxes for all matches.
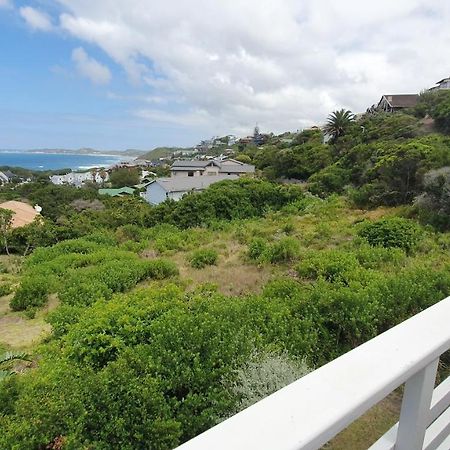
[175,295,450,450]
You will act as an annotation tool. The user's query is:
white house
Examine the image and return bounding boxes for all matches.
[429,76,450,91]
[50,170,109,187]
[141,175,238,205]
[170,159,254,178]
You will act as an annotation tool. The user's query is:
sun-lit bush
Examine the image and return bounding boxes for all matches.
[267,237,300,264]
[358,217,423,252]
[10,276,52,311]
[188,249,218,269]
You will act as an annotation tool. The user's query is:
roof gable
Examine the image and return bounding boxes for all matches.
[379,94,419,108]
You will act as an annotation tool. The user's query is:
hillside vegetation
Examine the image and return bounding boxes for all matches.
[0,90,449,449]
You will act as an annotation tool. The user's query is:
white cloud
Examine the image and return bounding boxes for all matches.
[48,0,450,135]
[0,0,12,8]
[71,47,112,85]
[19,6,53,31]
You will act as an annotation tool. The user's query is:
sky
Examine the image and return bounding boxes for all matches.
[0,1,449,150]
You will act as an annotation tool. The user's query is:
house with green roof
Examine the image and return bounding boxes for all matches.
[98,187,135,197]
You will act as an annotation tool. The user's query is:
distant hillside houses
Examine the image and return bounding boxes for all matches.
[50,170,109,187]
[0,170,19,184]
[142,175,238,205]
[170,158,255,178]
[367,75,450,114]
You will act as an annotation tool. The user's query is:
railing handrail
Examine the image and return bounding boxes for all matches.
[175,296,450,450]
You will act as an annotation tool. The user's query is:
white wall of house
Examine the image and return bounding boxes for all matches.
[168,191,190,201]
[142,182,169,205]
[171,169,203,177]
[50,171,109,187]
[204,166,219,175]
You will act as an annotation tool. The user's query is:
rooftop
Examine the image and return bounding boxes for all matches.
[151,175,238,193]
[381,94,419,108]
[98,187,135,197]
[0,201,40,228]
[171,159,255,174]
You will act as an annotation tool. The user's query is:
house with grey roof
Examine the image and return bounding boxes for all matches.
[429,77,450,91]
[170,158,254,178]
[141,175,238,205]
[376,94,419,112]
[0,170,19,184]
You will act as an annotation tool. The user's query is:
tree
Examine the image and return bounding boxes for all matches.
[99,169,108,186]
[235,154,252,164]
[109,168,140,188]
[10,217,55,256]
[324,109,355,141]
[0,208,14,255]
[0,351,30,382]
[415,167,450,230]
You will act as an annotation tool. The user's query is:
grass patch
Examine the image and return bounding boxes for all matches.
[324,392,401,449]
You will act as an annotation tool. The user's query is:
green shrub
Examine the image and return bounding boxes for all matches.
[58,278,113,307]
[144,259,179,279]
[308,164,351,197]
[0,283,12,297]
[189,249,218,269]
[46,304,84,338]
[268,237,300,264]
[247,238,268,260]
[262,279,304,301]
[358,217,423,252]
[115,224,143,243]
[119,240,147,253]
[354,245,405,269]
[10,276,51,311]
[297,250,359,282]
[84,231,117,246]
[281,221,295,235]
[26,239,101,267]
[0,262,8,274]
[415,167,450,231]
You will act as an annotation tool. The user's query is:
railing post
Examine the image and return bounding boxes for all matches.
[396,358,439,450]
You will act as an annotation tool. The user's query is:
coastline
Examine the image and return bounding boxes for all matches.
[0,151,129,172]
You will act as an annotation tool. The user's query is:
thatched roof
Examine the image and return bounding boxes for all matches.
[0,201,40,228]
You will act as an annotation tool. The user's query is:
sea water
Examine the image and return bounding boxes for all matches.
[0,151,125,171]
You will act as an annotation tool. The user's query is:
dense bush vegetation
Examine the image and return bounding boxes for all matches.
[357,217,423,252]
[415,167,450,230]
[188,249,218,269]
[0,99,450,449]
[9,237,178,311]
[1,258,449,448]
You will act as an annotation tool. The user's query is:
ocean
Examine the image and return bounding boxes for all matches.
[0,152,125,171]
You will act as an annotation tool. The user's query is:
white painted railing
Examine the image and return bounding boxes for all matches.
[175,296,450,450]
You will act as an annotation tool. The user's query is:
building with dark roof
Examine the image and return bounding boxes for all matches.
[142,175,238,205]
[170,159,254,178]
[376,94,419,112]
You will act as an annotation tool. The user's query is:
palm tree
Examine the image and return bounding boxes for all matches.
[0,351,30,381]
[323,109,355,141]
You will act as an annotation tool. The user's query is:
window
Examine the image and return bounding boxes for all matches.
[188,171,194,177]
